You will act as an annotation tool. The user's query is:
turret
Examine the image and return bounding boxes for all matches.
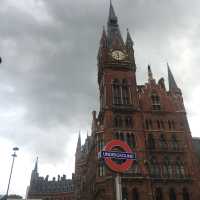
[126,28,133,49]
[167,63,181,95]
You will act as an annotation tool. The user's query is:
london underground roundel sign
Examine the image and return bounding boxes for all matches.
[98,140,136,173]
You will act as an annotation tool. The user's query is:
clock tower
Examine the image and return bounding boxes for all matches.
[74,2,200,200]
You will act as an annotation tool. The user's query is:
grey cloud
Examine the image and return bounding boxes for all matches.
[0,0,200,164]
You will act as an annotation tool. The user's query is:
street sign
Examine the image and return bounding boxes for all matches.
[99,139,136,173]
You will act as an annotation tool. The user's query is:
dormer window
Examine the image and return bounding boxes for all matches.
[151,93,161,110]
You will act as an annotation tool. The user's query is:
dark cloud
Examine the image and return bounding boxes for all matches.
[0,0,200,194]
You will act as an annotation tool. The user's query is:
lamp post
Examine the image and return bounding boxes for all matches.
[6,147,19,199]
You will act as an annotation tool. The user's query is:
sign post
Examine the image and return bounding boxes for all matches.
[98,140,136,200]
[115,173,122,200]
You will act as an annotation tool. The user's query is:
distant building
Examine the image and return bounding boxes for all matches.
[27,159,74,200]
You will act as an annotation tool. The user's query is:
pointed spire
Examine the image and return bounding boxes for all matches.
[148,65,153,82]
[76,131,81,153]
[126,28,133,48]
[34,157,38,172]
[108,0,118,24]
[107,1,124,48]
[167,63,180,93]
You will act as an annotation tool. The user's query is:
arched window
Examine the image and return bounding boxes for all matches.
[132,161,140,175]
[161,120,165,129]
[132,188,139,200]
[151,93,161,110]
[183,188,190,200]
[171,134,178,150]
[155,188,163,200]
[149,120,153,129]
[159,134,167,149]
[113,79,122,105]
[145,120,149,130]
[169,188,176,200]
[127,133,135,148]
[148,134,155,149]
[98,162,105,177]
[115,132,120,140]
[175,158,185,178]
[163,157,172,177]
[122,79,130,105]
[168,120,172,130]
[122,187,128,200]
[157,120,160,129]
[114,116,123,128]
[172,121,175,130]
[120,132,124,141]
[125,116,133,128]
[149,157,160,177]
[130,133,136,148]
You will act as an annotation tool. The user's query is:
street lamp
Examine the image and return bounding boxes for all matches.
[6,147,19,199]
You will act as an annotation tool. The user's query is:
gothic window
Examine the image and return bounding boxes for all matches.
[182,188,190,200]
[132,161,140,175]
[125,116,133,128]
[157,120,160,129]
[122,187,128,200]
[98,162,105,177]
[114,115,123,128]
[151,93,161,110]
[169,188,176,200]
[155,188,163,200]
[122,79,130,105]
[159,134,167,149]
[175,158,185,178]
[132,188,139,200]
[113,79,122,105]
[120,132,124,141]
[161,120,165,129]
[130,134,136,148]
[163,157,172,177]
[171,134,178,150]
[148,134,155,149]
[127,133,136,148]
[149,157,160,177]
[168,120,172,130]
[145,119,153,130]
[115,132,120,140]
[97,135,104,151]
[145,120,149,130]
[172,121,175,130]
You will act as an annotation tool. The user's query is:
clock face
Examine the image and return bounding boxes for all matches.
[112,50,126,61]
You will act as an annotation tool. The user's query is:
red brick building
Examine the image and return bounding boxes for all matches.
[74,2,200,200]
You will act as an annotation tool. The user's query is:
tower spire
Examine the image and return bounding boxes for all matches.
[126,28,133,48]
[107,1,124,48]
[167,63,181,93]
[34,157,38,172]
[148,65,153,82]
[76,131,81,153]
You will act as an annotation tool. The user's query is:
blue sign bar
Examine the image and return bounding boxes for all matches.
[98,151,136,160]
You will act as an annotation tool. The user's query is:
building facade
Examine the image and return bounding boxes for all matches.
[27,159,74,200]
[74,2,200,200]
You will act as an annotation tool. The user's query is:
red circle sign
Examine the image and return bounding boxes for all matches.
[104,139,134,173]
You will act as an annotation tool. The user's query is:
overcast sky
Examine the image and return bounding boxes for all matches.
[0,0,200,197]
